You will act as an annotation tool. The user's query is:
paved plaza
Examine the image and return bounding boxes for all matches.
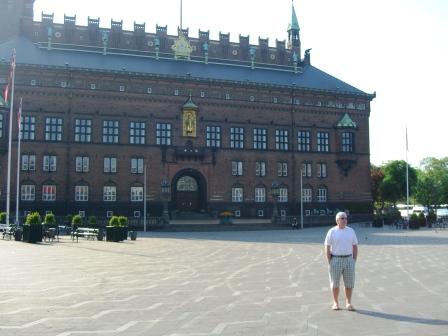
[1,225,447,336]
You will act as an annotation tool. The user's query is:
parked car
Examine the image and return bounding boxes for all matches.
[436,208,448,219]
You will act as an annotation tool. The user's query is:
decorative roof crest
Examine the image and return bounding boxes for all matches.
[172,33,192,60]
[336,113,357,128]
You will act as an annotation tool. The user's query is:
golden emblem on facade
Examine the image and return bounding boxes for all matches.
[183,110,196,137]
[172,34,193,60]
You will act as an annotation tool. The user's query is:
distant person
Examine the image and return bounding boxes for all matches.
[291,217,298,229]
[324,212,358,311]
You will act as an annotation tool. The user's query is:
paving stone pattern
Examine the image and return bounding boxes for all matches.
[0,225,447,336]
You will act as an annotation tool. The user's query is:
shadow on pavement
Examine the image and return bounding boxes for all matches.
[356,309,448,325]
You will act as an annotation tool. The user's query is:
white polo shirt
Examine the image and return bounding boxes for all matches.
[324,226,358,256]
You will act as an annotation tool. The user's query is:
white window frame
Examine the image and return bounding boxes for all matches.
[104,157,117,173]
[317,163,327,178]
[43,155,57,172]
[103,186,117,201]
[302,188,312,203]
[42,184,57,201]
[21,184,35,201]
[75,156,89,173]
[277,162,288,177]
[131,186,144,202]
[231,161,243,176]
[317,187,327,202]
[232,187,243,202]
[255,187,266,203]
[278,187,288,203]
[302,163,312,177]
[75,185,89,201]
[131,158,144,174]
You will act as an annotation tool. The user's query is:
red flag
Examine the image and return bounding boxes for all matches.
[17,97,22,129]
[3,49,16,104]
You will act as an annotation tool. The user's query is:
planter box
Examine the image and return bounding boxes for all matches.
[106,226,122,242]
[219,217,233,225]
[23,225,43,243]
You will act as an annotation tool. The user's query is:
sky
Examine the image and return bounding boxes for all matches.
[33,0,448,168]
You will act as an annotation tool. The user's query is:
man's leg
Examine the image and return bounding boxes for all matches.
[332,287,340,306]
[345,287,353,304]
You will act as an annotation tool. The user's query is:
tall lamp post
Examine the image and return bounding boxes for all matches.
[160,177,170,224]
[271,181,280,223]
[300,169,304,230]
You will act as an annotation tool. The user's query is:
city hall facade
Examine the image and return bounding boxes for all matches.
[0,0,375,220]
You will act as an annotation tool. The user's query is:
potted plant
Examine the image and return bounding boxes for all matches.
[409,213,419,230]
[417,212,426,227]
[0,212,6,224]
[119,216,128,240]
[106,216,122,242]
[88,215,97,228]
[219,211,233,225]
[23,212,43,243]
[72,214,83,231]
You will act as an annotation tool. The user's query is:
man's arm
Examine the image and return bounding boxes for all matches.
[325,245,332,264]
[352,244,358,260]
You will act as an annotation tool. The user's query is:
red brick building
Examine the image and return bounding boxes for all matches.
[0,0,375,221]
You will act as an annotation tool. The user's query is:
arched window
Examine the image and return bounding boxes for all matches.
[177,176,198,191]
[103,183,117,202]
[317,186,328,203]
[279,185,288,202]
[302,185,313,203]
[131,183,143,202]
[255,185,266,203]
[21,181,36,201]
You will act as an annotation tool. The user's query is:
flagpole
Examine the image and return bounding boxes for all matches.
[143,164,147,232]
[405,126,409,220]
[5,50,16,227]
[15,97,22,226]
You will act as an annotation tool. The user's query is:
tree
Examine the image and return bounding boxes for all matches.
[418,157,448,205]
[414,172,438,209]
[380,160,417,205]
[371,164,385,211]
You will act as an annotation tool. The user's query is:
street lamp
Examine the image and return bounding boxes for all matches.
[160,177,170,224]
[271,181,280,223]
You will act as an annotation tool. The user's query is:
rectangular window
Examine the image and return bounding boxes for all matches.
[43,155,57,172]
[131,158,144,174]
[45,117,63,141]
[75,119,92,143]
[20,116,36,141]
[318,187,327,202]
[21,154,36,171]
[277,162,288,177]
[129,121,146,145]
[131,186,144,201]
[206,125,221,148]
[42,184,56,201]
[156,122,172,145]
[231,161,243,176]
[230,127,244,149]
[275,129,289,151]
[75,156,89,173]
[317,163,327,178]
[279,187,288,202]
[255,161,266,177]
[255,187,266,202]
[303,188,312,202]
[21,185,35,201]
[253,128,267,150]
[317,132,329,152]
[103,186,117,201]
[104,157,117,173]
[297,130,311,152]
[341,132,354,152]
[134,211,141,218]
[302,163,312,177]
[232,187,243,202]
[102,120,119,143]
[75,185,89,201]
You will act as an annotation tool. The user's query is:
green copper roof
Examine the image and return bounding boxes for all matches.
[336,113,357,128]
[183,94,198,110]
[288,4,300,31]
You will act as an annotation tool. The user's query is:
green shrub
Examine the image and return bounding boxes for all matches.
[118,216,128,227]
[0,212,6,223]
[25,212,41,225]
[418,212,426,226]
[409,213,419,229]
[109,216,120,227]
[44,213,56,225]
[427,211,437,224]
[65,214,73,225]
[88,216,97,227]
[72,214,83,226]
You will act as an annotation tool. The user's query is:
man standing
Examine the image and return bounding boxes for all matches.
[324,212,358,311]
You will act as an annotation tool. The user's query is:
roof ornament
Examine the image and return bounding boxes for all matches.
[102,30,109,55]
[154,36,160,60]
[293,51,298,73]
[249,46,256,69]
[47,26,53,50]
[336,113,358,128]
[203,42,209,64]
[172,32,192,60]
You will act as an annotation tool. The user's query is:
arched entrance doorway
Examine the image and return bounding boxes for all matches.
[172,169,207,213]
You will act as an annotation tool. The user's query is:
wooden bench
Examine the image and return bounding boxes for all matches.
[71,227,99,242]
